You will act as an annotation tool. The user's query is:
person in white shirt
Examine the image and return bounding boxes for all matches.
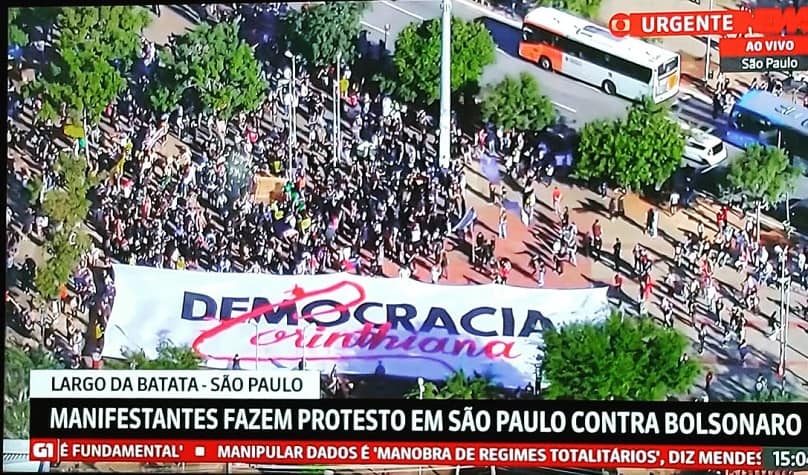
[430,264,441,284]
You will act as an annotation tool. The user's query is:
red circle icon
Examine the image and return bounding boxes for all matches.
[609,13,631,37]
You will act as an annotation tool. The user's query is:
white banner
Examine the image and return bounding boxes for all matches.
[103,265,610,388]
[30,370,320,399]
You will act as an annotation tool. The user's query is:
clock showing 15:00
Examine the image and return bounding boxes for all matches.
[763,447,808,470]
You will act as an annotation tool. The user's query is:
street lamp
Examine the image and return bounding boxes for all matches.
[704,0,715,81]
[249,320,259,370]
[333,51,342,166]
[535,346,545,396]
[301,320,315,370]
[284,50,297,179]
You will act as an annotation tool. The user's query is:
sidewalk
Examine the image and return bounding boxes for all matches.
[379,130,808,399]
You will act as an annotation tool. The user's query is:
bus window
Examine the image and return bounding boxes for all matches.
[658,57,678,77]
[613,57,652,83]
[523,26,555,45]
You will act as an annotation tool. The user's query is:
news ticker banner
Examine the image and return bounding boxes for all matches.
[606,8,808,73]
[27,440,808,470]
[607,8,808,38]
[28,371,808,468]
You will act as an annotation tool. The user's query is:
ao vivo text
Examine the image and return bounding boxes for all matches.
[30,440,764,469]
[720,35,808,58]
[608,8,808,37]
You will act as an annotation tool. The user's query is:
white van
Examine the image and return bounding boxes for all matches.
[679,121,728,171]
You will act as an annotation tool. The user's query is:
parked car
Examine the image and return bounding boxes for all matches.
[679,121,727,172]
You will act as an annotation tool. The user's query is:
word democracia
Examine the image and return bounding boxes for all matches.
[49,407,803,437]
[183,292,558,359]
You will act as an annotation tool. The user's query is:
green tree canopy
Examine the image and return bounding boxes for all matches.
[8,7,62,47]
[574,98,684,192]
[385,16,495,105]
[26,6,151,123]
[42,152,98,229]
[104,341,204,370]
[405,370,500,399]
[282,2,368,68]
[536,0,603,18]
[156,21,268,120]
[35,153,97,300]
[35,228,92,300]
[726,144,799,208]
[8,8,29,46]
[480,73,555,131]
[5,345,65,438]
[542,312,701,400]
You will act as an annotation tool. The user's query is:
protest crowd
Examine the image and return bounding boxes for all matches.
[5,3,808,403]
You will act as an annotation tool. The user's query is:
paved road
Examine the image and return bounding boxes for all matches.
[362,0,628,124]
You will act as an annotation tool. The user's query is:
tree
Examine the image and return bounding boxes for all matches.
[35,228,92,300]
[282,2,368,68]
[726,143,799,240]
[156,21,268,120]
[404,370,500,399]
[4,345,65,438]
[104,340,204,369]
[536,0,603,18]
[41,152,98,229]
[8,7,62,48]
[542,312,701,401]
[146,49,185,117]
[480,73,555,131]
[8,8,29,46]
[574,98,684,192]
[26,6,151,123]
[384,17,495,105]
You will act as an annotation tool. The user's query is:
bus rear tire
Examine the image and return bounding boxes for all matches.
[538,56,553,71]
[602,80,617,95]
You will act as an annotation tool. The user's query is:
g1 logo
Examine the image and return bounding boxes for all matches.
[31,441,54,460]
[609,13,631,37]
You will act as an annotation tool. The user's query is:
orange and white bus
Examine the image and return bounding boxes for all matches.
[518,7,680,103]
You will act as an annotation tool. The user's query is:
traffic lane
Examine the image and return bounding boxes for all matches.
[473,15,628,121]
[361,0,630,123]
[674,97,808,199]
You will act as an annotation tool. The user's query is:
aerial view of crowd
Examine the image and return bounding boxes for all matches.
[5,2,808,416]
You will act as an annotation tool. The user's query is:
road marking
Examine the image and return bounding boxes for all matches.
[374,1,579,115]
[553,102,576,113]
[381,0,425,21]
[360,21,387,34]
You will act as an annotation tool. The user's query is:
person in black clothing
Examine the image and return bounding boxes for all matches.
[712,92,722,119]
[687,298,697,328]
[697,324,707,355]
[612,237,622,272]
[714,298,725,327]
